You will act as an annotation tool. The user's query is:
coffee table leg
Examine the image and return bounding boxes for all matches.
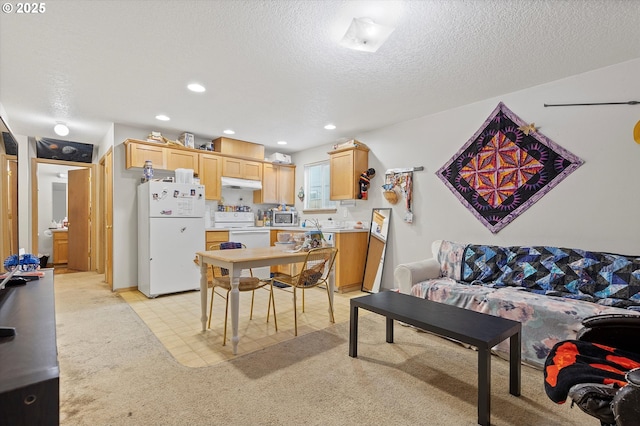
[478,347,490,426]
[349,304,358,357]
[510,330,521,396]
[386,317,394,343]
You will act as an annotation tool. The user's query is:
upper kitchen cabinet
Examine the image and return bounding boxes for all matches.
[213,137,264,160]
[328,142,369,200]
[253,163,295,205]
[125,139,198,173]
[222,157,262,181]
[199,154,222,200]
[167,149,199,174]
[126,140,166,169]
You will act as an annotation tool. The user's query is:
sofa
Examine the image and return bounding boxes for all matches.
[394,240,640,368]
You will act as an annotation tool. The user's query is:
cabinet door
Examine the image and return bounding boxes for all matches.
[206,231,229,249]
[222,157,243,178]
[200,154,222,200]
[53,233,68,264]
[167,149,199,174]
[254,163,278,204]
[278,165,295,205]
[242,160,262,181]
[334,232,368,292]
[126,143,166,169]
[330,150,355,200]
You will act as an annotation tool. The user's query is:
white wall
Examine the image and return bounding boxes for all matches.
[111,59,640,292]
[338,58,640,290]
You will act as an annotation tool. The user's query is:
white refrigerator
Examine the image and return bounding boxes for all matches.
[138,181,205,298]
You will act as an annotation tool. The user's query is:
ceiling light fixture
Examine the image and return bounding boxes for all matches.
[187,83,206,93]
[340,17,395,53]
[277,141,287,145]
[223,129,235,135]
[54,122,69,136]
[155,114,170,121]
[324,124,336,130]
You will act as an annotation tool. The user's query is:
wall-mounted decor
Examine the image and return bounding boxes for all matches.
[436,102,583,233]
[35,137,94,163]
[384,167,422,223]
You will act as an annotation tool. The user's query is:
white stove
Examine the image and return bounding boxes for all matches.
[213,211,255,228]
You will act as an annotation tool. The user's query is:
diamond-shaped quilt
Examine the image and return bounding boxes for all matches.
[437,102,583,233]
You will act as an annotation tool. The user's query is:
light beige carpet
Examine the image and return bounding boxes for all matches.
[55,272,589,425]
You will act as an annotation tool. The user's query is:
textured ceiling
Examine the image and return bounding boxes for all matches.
[1,0,639,153]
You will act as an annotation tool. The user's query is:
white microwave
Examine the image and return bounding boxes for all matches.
[273,211,297,226]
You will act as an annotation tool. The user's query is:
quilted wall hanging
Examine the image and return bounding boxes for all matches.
[436,102,583,233]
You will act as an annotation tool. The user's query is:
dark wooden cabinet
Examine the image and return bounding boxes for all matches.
[0,270,59,425]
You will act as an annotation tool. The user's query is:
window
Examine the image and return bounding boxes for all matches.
[304,161,336,211]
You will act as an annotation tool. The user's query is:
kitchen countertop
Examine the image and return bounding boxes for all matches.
[205,226,368,233]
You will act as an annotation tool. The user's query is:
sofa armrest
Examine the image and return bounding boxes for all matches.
[394,258,441,295]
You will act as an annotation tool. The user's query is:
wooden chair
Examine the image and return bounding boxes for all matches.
[271,247,338,336]
[207,242,277,345]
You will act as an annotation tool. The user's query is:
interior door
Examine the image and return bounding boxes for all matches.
[104,149,113,286]
[68,168,91,271]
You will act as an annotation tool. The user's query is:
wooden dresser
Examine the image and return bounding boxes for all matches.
[0,270,59,424]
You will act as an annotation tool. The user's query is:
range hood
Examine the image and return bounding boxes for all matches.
[221,176,262,190]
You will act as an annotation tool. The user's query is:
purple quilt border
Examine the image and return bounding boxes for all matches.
[436,102,584,233]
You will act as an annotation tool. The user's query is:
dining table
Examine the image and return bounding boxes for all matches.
[196,245,335,355]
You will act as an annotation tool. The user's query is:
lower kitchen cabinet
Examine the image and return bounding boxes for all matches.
[53,231,68,265]
[333,232,368,292]
[205,231,229,283]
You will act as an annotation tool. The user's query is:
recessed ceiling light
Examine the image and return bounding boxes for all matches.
[324,124,336,130]
[155,114,170,121]
[187,83,206,93]
[54,122,69,136]
[223,129,235,135]
[277,141,287,145]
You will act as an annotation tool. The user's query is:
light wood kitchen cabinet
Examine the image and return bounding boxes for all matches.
[213,137,264,160]
[126,141,166,169]
[222,157,262,181]
[53,231,68,265]
[206,230,229,249]
[334,231,368,292]
[253,163,296,205]
[167,149,199,174]
[199,154,222,200]
[328,144,369,200]
[205,230,229,282]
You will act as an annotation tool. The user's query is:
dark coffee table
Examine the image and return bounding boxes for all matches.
[349,291,521,426]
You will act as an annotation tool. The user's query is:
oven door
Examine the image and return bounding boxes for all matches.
[227,229,271,279]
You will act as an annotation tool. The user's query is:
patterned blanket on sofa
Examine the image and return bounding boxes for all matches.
[411,241,640,368]
[462,245,640,309]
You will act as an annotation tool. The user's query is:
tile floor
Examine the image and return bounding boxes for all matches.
[120,283,366,367]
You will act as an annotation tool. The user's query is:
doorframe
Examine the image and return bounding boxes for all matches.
[31,157,98,271]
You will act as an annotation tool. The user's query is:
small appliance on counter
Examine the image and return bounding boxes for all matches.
[272,209,298,226]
